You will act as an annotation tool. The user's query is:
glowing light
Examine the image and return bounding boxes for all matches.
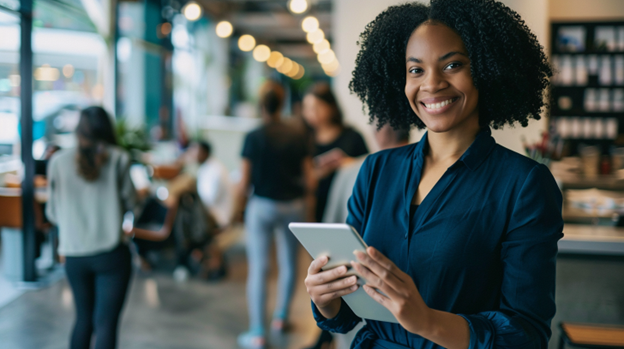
[318,49,336,64]
[253,45,271,62]
[293,65,305,80]
[322,59,340,73]
[182,2,202,21]
[216,21,233,38]
[277,57,293,74]
[34,64,59,81]
[160,22,172,36]
[289,0,308,14]
[301,16,319,32]
[306,29,324,44]
[267,51,283,68]
[286,62,300,77]
[238,34,256,52]
[313,39,330,54]
[62,64,74,78]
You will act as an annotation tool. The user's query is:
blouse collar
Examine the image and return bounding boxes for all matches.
[412,127,496,172]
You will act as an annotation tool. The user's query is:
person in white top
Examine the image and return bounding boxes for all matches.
[194,141,234,228]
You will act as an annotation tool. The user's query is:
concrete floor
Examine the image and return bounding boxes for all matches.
[0,243,321,349]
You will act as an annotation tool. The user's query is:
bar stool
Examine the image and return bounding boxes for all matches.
[559,322,624,349]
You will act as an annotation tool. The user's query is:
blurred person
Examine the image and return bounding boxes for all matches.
[301,82,368,349]
[302,83,369,224]
[46,106,136,349]
[195,140,233,229]
[233,80,315,349]
[324,124,410,225]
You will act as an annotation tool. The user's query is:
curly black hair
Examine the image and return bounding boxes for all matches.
[349,0,552,130]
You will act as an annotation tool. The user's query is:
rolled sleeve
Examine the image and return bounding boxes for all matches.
[459,164,563,349]
[312,299,362,334]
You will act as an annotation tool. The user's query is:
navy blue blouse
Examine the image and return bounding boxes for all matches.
[312,128,564,349]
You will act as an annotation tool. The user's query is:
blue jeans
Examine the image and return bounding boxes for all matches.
[244,195,304,334]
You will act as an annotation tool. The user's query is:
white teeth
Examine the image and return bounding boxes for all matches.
[424,98,454,109]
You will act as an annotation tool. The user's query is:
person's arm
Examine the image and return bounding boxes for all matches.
[45,155,58,225]
[119,152,137,214]
[352,164,563,349]
[231,158,252,224]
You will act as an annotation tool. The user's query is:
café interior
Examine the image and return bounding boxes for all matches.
[0,0,624,348]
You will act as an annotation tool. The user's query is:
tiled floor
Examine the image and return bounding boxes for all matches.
[0,243,321,349]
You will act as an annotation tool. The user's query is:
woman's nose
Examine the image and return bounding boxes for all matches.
[420,70,449,93]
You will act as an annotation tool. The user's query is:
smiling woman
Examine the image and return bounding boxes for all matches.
[303,1,563,349]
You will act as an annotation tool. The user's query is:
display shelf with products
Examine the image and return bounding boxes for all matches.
[550,21,624,158]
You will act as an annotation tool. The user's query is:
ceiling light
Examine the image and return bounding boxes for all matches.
[289,0,307,14]
[277,58,293,74]
[301,16,319,33]
[267,51,283,68]
[253,45,271,62]
[313,39,330,54]
[216,21,233,38]
[287,62,300,77]
[182,2,202,22]
[317,50,336,65]
[34,64,60,81]
[238,34,256,52]
[322,59,339,72]
[62,64,74,78]
[306,29,324,44]
[293,65,305,80]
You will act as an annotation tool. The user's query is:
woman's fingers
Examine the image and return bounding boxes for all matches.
[308,255,330,275]
[353,250,403,289]
[315,283,359,305]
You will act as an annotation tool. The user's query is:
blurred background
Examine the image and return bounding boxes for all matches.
[0,0,623,348]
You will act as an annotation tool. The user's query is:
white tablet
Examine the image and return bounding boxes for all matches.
[288,222,399,323]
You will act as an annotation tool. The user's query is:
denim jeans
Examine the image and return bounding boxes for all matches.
[244,195,304,334]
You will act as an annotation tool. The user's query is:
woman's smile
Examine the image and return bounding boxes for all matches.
[419,96,460,115]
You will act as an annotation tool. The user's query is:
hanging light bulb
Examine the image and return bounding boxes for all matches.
[277,58,293,74]
[301,16,319,33]
[216,21,233,38]
[306,29,324,44]
[267,51,283,68]
[313,39,330,54]
[238,35,256,52]
[182,2,202,21]
[253,45,271,62]
[289,0,308,14]
[317,49,336,65]
[293,65,305,80]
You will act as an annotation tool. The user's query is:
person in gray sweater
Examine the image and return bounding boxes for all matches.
[46,106,136,349]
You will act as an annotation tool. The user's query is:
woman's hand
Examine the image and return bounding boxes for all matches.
[352,246,432,335]
[305,255,359,319]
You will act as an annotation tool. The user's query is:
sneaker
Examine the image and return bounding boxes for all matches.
[237,331,266,349]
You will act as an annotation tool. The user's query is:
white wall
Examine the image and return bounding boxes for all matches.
[331,0,551,154]
[550,0,624,20]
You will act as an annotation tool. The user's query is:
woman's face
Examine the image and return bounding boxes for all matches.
[302,94,333,129]
[404,22,479,134]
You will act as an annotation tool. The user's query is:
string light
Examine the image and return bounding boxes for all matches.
[289,0,307,14]
[317,49,336,65]
[313,39,330,54]
[306,29,324,44]
[182,2,202,21]
[253,45,271,62]
[267,51,283,68]
[302,16,319,33]
[238,35,256,52]
[216,21,233,38]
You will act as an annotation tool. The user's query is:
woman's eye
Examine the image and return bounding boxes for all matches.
[408,67,423,74]
[444,62,462,70]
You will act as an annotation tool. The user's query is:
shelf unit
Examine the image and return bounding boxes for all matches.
[550,21,624,156]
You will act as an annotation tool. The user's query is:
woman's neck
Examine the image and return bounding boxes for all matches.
[426,122,480,164]
[315,123,343,144]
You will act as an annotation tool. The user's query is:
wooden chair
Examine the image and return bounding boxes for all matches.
[559,322,624,349]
